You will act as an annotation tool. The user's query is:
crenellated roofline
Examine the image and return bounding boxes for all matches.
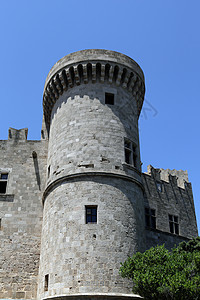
[43,49,145,127]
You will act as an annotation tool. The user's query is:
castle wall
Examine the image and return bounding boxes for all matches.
[143,166,198,249]
[0,129,48,299]
[0,49,198,300]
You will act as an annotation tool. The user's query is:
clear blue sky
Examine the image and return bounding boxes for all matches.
[0,0,199,233]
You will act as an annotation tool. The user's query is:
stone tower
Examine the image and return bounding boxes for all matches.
[37,50,146,299]
[0,49,198,299]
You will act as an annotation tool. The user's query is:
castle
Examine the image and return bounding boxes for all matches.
[0,50,198,300]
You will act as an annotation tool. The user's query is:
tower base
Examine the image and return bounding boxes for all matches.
[42,293,142,300]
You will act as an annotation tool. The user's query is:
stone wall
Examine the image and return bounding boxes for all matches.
[143,165,198,250]
[0,128,48,299]
[0,49,198,300]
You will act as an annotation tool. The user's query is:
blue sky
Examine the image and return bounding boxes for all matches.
[0,0,199,233]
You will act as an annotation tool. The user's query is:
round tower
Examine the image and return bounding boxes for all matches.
[38,49,145,300]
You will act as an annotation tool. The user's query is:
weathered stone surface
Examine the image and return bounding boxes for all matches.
[38,50,146,300]
[0,50,198,300]
[143,165,198,249]
[0,129,48,299]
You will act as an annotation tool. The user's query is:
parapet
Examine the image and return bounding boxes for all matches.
[43,49,145,126]
[8,127,28,141]
[145,165,189,189]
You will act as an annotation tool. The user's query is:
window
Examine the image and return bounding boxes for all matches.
[44,274,49,291]
[105,93,114,105]
[86,206,97,224]
[48,166,50,178]
[156,181,162,192]
[169,215,179,234]
[124,138,137,167]
[0,173,8,194]
[145,207,156,229]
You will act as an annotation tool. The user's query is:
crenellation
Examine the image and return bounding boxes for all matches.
[43,56,145,127]
[143,164,198,247]
[0,49,198,300]
[8,128,28,141]
[145,164,190,189]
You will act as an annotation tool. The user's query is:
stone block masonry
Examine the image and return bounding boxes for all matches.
[143,165,198,249]
[38,50,146,300]
[0,50,198,300]
[0,128,48,299]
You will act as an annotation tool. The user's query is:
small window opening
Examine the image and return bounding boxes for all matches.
[44,274,49,292]
[124,138,137,167]
[1,174,8,180]
[125,148,131,164]
[145,207,156,229]
[124,139,131,164]
[169,215,179,234]
[48,166,50,178]
[156,181,162,192]
[105,93,114,105]
[41,130,45,139]
[86,206,97,224]
[0,173,8,194]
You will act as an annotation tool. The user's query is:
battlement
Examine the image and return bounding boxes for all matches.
[8,127,28,141]
[145,165,189,189]
[43,49,145,126]
[0,124,48,142]
[0,49,198,300]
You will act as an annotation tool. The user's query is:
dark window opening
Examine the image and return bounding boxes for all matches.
[86,206,97,224]
[0,173,8,194]
[145,208,156,229]
[105,93,114,105]
[125,149,131,164]
[156,181,162,192]
[48,166,50,178]
[0,182,7,194]
[44,274,49,292]
[169,215,179,234]
[124,138,137,167]
[124,140,131,149]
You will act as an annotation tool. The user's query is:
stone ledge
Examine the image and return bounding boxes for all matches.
[122,164,141,175]
[42,171,144,204]
[145,226,190,240]
[0,194,14,202]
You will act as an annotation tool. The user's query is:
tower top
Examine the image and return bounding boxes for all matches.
[43,49,145,126]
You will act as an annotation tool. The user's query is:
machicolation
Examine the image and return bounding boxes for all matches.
[0,49,198,300]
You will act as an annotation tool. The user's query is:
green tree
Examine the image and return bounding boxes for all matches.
[120,237,200,299]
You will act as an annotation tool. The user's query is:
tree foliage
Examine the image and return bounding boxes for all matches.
[120,237,200,299]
